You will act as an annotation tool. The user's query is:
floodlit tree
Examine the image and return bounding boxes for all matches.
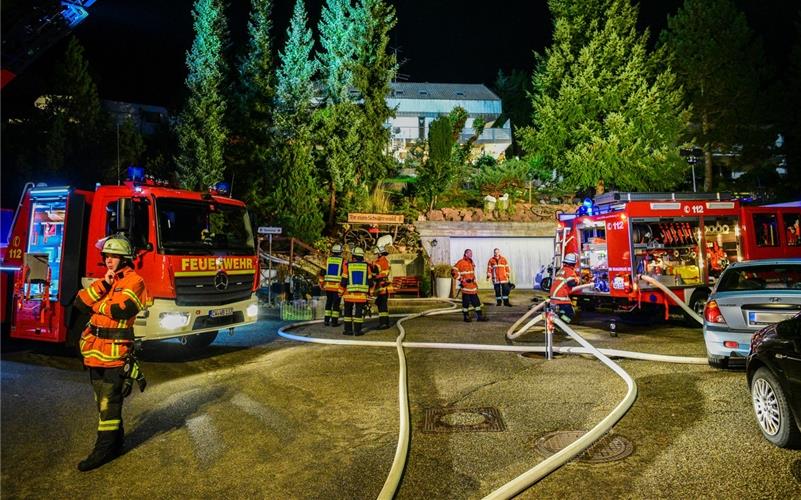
[175,0,229,191]
[417,116,456,211]
[494,69,532,156]
[660,0,767,191]
[349,0,397,183]
[232,0,277,215]
[520,0,689,193]
[317,0,357,103]
[275,0,317,133]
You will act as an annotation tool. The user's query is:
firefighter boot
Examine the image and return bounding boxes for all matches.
[496,299,502,306]
[377,316,390,330]
[354,323,364,336]
[331,317,339,327]
[78,431,120,472]
[477,311,489,322]
[463,313,472,323]
[324,315,330,326]
[504,299,513,307]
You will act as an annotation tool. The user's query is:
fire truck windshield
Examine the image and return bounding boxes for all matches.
[156,198,255,255]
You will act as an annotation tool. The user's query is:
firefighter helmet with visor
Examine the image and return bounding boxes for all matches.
[102,236,134,259]
[563,253,578,265]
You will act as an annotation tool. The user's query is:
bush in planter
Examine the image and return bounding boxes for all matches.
[433,264,454,278]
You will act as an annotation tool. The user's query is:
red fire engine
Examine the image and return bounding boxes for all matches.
[555,192,801,320]
[1,171,260,349]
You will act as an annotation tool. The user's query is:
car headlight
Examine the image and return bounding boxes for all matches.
[246,304,259,318]
[159,312,191,330]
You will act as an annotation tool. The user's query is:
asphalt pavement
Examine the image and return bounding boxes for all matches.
[2,291,800,499]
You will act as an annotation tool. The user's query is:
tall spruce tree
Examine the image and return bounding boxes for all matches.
[660,0,766,191]
[318,0,357,104]
[275,0,317,133]
[417,116,456,211]
[349,0,397,183]
[273,0,324,240]
[233,0,276,216]
[175,0,228,190]
[521,0,688,193]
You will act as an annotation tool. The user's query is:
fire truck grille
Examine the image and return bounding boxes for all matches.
[175,275,254,306]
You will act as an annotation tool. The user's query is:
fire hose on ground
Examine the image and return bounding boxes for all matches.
[276,294,708,499]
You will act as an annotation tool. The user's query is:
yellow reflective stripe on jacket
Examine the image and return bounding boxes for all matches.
[81,348,123,362]
[86,285,102,302]
[122,288,144,309]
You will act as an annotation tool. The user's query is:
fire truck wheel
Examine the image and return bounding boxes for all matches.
[181,331,219,351]
[684,290,709,327]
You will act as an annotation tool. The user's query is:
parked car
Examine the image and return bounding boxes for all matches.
[703,258,801,369]
[746,312,801,448]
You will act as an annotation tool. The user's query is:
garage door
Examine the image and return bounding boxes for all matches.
[449,237,554,290]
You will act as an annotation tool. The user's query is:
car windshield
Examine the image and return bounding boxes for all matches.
[156,198,255,255]
[717,264,801,291]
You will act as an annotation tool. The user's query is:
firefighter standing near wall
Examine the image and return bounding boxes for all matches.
[371,246,392,329]
[452,249,488,322]
[549,252,580,322]
[341,247,372,335]
[487,247,513,307]
[321,244,345,326]
[74,235,148,471]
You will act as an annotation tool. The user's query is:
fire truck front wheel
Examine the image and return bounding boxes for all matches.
[180,331,219,351]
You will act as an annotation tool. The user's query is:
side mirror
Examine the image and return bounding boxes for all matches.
[116,198,132,233]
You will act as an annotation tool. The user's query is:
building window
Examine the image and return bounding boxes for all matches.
[418,116,425,139]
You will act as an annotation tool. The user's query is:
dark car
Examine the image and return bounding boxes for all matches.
[746,312,801,448]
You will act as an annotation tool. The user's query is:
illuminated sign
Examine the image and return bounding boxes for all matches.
[347,213,404,224]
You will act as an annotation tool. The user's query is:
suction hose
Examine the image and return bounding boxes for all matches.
[638,274,704,326]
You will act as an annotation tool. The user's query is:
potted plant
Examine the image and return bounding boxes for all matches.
[432,263,454,299]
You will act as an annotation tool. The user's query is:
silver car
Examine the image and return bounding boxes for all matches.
[703,258,801,369]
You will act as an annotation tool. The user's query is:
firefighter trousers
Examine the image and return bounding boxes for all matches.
[461,293,484,319]
[375,294,389,327]
[493,283,511,302]
[89,366,125,435]
[343,301,366,335]
[324,291,341,325]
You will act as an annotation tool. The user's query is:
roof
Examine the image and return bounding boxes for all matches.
[389,82,500,101]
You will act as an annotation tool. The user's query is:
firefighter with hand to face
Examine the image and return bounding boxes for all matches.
[549,252,579,323]
[321,244,345,326]
[371,246,392,329]
[487,247,513,307]
[74,235,148,471]
[340,247,372,335]
[453,249,488,322]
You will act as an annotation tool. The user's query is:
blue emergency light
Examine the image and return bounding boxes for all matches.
[127,166,145,183]
[210,182,231,196]
[577,197,596,216]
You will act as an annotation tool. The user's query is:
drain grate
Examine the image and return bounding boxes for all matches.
[534,430,634,464]
[422,407,506,433]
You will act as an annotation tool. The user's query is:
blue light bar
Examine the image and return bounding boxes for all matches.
[127,166,145,183]
[61,1,96,28]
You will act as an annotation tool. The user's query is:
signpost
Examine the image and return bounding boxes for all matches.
[258,227,282,303]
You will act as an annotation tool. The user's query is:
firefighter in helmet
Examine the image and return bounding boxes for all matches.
[74,234,148,471]
[371,245,392,329]
[487,247,513,307]
[340,247,372,335]
[549,252,579,322]
[452,249,488,322]
[320,243,345,326]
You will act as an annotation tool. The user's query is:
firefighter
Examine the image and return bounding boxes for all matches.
[341,247,372,335]
[487,247,513,306]
[452,249,488,322]
[549,252,579,322]
[75,235,148,471]
[371,245,392,329]
[321,244,345,326]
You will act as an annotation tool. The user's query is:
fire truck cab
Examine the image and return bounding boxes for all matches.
[1,173,260,349]
[556,192,801,321]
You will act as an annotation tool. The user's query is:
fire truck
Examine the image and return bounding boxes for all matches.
[1,170,260,349]
[555,192,801,321]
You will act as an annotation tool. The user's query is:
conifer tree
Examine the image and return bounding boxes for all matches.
[275,0,317,133]
[521,0,688,192]
[318,0,357,103]
[175,0,228,190]
[660,0,766,191]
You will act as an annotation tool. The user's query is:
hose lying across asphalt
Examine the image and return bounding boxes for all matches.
[277,296,707,498]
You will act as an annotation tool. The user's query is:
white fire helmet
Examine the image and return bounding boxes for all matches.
[563,253,578,265]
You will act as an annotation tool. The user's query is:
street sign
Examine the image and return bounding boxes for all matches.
[347,213,404,224]
[258,226,282,235]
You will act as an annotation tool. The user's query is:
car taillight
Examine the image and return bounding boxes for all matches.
[704,300,726,324]
[723,341,738,348]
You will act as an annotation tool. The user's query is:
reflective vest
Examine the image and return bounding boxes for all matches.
[549,265,579,305]
[322,255,344,292]
[487,255,511,284]
[452,258,478,294]
[77,266,148,368]
[372,255,392,295]
[342,260,371,303]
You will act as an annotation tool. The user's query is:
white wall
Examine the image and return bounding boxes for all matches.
[449,237,554,290]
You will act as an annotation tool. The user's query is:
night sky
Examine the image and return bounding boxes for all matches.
[1,0,798,111]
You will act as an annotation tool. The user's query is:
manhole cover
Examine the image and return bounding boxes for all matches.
[534,430,634,464]
[422,407,506,433]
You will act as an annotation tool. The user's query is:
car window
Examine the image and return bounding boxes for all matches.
[717,264,801,291]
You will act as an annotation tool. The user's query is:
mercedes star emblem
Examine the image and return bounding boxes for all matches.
[214,271,229,291]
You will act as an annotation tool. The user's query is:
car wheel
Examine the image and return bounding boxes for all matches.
[751,367,801,448]
[684,289,709,327]
[540,277,551,291]
[707,355,729,369]
[180,331,218,351]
